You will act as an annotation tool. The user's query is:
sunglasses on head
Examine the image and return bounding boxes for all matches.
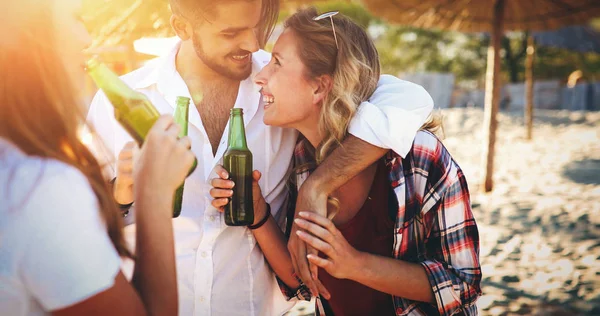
[313,11,339,49]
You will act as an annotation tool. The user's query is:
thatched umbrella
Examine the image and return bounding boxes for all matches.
[362,0,600,192]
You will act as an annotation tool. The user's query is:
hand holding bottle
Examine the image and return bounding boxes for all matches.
[113,141,138,205]
[221,108,254,226]
[210,165,268,226]
[134,115,195,201]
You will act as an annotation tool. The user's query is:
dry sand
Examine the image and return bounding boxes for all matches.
[286,108,600,316]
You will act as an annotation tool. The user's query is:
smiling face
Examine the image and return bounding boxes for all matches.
[182,0,262,81]
[254,29,322,130]
[256,8,381,161]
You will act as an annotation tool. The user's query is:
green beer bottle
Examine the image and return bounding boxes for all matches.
[172,96,192,218]
[85,57,197,181]
[223,108,253,226]
[85,57,160,145]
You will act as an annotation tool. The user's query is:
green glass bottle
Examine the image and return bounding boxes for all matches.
[85,57,197,181]
[85,57,160,145]
[172,96,192,218]
[223,108,254,226]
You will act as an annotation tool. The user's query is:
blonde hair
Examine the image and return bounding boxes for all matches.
[420,114,444,138]
[0,0,131,257]
[284,8,442,218]
[285,7,381,164]
[286,8,443,164]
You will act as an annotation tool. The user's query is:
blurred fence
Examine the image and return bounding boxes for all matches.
[403,72,600,111]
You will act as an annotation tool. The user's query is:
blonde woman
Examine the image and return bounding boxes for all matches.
[210,8,481,316]
[0,0,194,315]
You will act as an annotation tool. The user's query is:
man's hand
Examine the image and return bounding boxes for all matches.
[295,212,364,280]
[113,141,139,205]
[288,180,331,299]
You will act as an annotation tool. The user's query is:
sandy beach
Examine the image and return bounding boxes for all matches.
[287,107,600,316]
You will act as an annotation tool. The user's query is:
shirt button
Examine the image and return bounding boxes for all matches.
[199,296,205,303]
[209,215,216,222]
[201,251,208,258]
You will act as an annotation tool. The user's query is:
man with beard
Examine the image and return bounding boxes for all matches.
[87,0,434,315]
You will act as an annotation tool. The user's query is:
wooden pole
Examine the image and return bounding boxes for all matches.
[481,0,505,192]
[525,34,535,140]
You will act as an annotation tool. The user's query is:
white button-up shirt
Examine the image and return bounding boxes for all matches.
[87,41,433,316]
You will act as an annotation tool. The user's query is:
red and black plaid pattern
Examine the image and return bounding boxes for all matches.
[281,131,481,315]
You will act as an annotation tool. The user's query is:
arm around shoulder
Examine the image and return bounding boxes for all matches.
[349,74,434,158]
[304,75,435,201]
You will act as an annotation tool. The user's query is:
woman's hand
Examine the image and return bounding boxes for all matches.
[288,183,330,298]
[134,115,195,199]
[294,212,365,280]
[210,165,268,225]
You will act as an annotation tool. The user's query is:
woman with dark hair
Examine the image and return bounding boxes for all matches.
[211,8,482,315]
[0,0,194,315]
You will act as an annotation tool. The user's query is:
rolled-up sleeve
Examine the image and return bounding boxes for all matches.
[349,75,434,158]
[419,169,481,316]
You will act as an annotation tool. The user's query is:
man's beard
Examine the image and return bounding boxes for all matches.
[192,34,252,81]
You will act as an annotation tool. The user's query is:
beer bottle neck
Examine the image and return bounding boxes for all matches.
[85,58,139,111]
[227,110,248,149]
[174,97,190,138]
[175,96,191,109]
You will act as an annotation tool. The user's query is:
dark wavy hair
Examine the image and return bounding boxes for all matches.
[169,0,279,48]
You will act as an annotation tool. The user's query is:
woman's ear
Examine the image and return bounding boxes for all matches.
[170,14,191,41]
[312,75,333,106]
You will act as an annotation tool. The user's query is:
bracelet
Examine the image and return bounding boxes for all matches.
[118,201,133,217]
[248,204,271,230]
[110,178,133,217]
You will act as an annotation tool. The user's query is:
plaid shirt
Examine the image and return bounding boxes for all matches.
[280,131,481,316]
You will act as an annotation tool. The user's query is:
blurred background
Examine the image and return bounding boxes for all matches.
[82,0,600,315]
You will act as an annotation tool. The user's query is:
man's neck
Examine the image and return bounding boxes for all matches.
[175,41,237,86]
[175,41,240,105]
[173,41,242,155]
